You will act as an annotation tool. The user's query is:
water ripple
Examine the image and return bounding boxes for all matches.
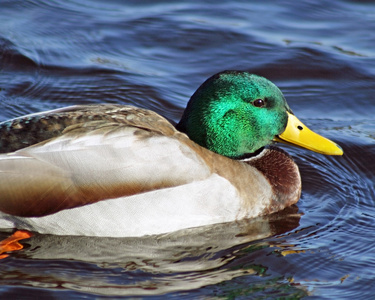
[1,0,375,298]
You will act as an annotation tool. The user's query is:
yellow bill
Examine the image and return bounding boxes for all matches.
[274,112,343,155]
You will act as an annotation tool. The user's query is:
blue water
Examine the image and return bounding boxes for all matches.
[0,0,375,298]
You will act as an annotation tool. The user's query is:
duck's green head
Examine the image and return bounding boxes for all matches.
[176,71,343,158]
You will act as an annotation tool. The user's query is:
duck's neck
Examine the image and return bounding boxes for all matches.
[231,147,265,160]
[241,146,301,212]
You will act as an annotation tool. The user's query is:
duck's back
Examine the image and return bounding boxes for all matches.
[0,104,176,153]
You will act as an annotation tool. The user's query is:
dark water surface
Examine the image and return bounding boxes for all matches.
[1,0,375,298]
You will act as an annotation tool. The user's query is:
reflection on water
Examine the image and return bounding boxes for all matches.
[1,207,307,297]
[1,0,375,298]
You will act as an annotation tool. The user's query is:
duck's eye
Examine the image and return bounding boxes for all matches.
[252,99,265,108]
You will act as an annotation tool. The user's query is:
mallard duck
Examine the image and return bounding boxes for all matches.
[0,71,342,237]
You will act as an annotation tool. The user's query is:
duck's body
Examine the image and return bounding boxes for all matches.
[0,71,342,237]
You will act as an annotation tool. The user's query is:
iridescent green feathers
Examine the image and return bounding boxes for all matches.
[176,71,291,158]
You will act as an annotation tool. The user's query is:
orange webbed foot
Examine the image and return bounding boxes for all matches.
[0,230,33,259]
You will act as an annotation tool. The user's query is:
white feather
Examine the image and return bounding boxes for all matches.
[13,126,211,188]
